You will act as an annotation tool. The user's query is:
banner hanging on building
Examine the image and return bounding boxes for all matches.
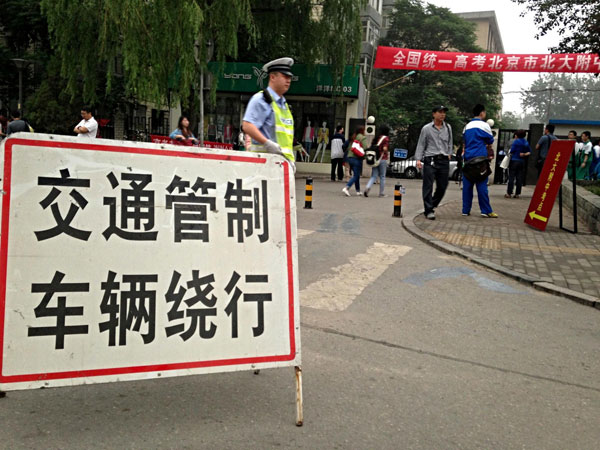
[0,134,301,391]
[374,46,600,73]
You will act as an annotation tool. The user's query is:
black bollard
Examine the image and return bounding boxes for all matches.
[304,178,313,209]
[393,184,402,217]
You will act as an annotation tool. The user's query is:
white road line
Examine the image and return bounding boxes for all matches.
[300,243,412,311]
[297,228,315,239]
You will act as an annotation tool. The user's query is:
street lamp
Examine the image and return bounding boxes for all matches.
[11,58,30,114]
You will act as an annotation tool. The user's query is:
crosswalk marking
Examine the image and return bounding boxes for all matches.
[300,243,412,311]
[297,228,315,239]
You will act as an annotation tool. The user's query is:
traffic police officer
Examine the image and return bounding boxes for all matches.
[242,57,296,172]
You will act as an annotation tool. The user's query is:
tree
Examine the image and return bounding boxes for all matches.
[520,73,600,121]
[498,111,520,129]
[371,0,503,153]
[40,0,365,107]
[512,0,600,55]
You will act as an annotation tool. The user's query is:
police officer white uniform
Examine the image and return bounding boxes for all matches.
[242,57,296,172]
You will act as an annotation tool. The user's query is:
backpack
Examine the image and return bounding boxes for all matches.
[366,136,386,166]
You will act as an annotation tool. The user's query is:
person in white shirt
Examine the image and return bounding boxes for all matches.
[74,106,98,139]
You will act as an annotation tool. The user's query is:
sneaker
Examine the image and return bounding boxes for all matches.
[513,195,520,199]
[481,212,499,218]
[426,212,436,220]
[461,212,470,216]
[504,193,511,198]
[342,187,351,197]
[379,194,387,198]
[356,191,362,196]
[364,188,370,197]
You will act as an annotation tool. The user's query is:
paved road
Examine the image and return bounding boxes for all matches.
[1,178,599,449]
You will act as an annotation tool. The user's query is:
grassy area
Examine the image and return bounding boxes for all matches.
[577,180,600,196]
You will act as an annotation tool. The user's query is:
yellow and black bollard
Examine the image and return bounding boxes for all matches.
[304,177,313,209]
[393,183,403,217]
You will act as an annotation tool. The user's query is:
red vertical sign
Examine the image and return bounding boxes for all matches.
[524,140,574,231]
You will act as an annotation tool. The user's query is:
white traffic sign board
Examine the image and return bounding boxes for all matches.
[0,134,301,391]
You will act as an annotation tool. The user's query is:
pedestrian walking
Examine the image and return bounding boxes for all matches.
[414,105,453,220]
[461,104,498,218]
[342,126,367,196]
[242,57,296,173]
[74,106,98,140]
[535,124,557,177]
[330,125,345,181]
[364,125,390,197]
[505,129,530,199]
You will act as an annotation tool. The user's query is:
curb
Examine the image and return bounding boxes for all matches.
[402,207,600,310]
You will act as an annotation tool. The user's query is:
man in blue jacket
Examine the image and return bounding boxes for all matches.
[462,104,498,218]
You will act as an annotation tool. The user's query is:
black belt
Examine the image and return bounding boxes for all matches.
[424,154,448,161]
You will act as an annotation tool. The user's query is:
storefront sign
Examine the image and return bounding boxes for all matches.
[209,63,360,97]
[0,134,300,391]
[374,46,600,73]
[524,140,574,231]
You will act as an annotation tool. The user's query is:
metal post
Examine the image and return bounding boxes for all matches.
[393,184,402,217]
[18,68,23,112]
[295,366,303,426]
[304,177,313,209]
[572,154,578,234]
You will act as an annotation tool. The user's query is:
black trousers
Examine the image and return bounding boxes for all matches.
[331,158,344,181]
[507,159,524,196]
[422,158,449,215]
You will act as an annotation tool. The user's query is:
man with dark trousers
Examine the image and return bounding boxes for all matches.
[415,105,453,220]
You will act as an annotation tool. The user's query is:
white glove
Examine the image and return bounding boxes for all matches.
[263,139,283,156]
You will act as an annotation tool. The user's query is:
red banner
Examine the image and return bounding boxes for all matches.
[524,140,574,231]
[374,46,600,73]
[150,135,234,150]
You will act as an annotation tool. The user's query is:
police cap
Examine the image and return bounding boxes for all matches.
[263,57,294,76]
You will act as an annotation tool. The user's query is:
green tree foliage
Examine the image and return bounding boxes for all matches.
[237,0,364,89]
[520,73,600,122]
[512,0,600,54]
[0,0,51,112]
[497,111,520,129]
[40,0,365,107]
[371,0,503,153]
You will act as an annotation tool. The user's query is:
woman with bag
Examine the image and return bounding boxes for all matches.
[364,125,390,197]
[342,126,367,196]
[505,129,530,198]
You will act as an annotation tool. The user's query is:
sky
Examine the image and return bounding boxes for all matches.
[425,0,563,114]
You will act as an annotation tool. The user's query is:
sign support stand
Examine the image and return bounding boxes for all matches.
[558,152,578,234]
[295,366,303,426]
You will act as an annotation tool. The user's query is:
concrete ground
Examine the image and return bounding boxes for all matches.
[1,176,599,449]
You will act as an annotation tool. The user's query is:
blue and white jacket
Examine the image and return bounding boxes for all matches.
[463,118,494,161]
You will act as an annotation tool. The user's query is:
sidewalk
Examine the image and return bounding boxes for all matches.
[403,184,600,308]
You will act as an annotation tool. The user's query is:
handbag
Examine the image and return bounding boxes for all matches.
[351,140,365,157]
[462,156,492,183]
[500,153,510,170]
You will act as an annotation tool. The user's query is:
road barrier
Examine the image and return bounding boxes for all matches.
[304,177,313,209]
[393,183,403,217]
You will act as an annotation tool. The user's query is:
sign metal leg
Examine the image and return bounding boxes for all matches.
[295,366,303,426]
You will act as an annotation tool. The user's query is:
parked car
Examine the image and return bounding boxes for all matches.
[387,155,459,180]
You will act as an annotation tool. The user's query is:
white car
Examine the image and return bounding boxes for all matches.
[387,156,459,180]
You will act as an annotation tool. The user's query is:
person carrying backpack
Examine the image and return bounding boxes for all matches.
[364,125,390,197]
